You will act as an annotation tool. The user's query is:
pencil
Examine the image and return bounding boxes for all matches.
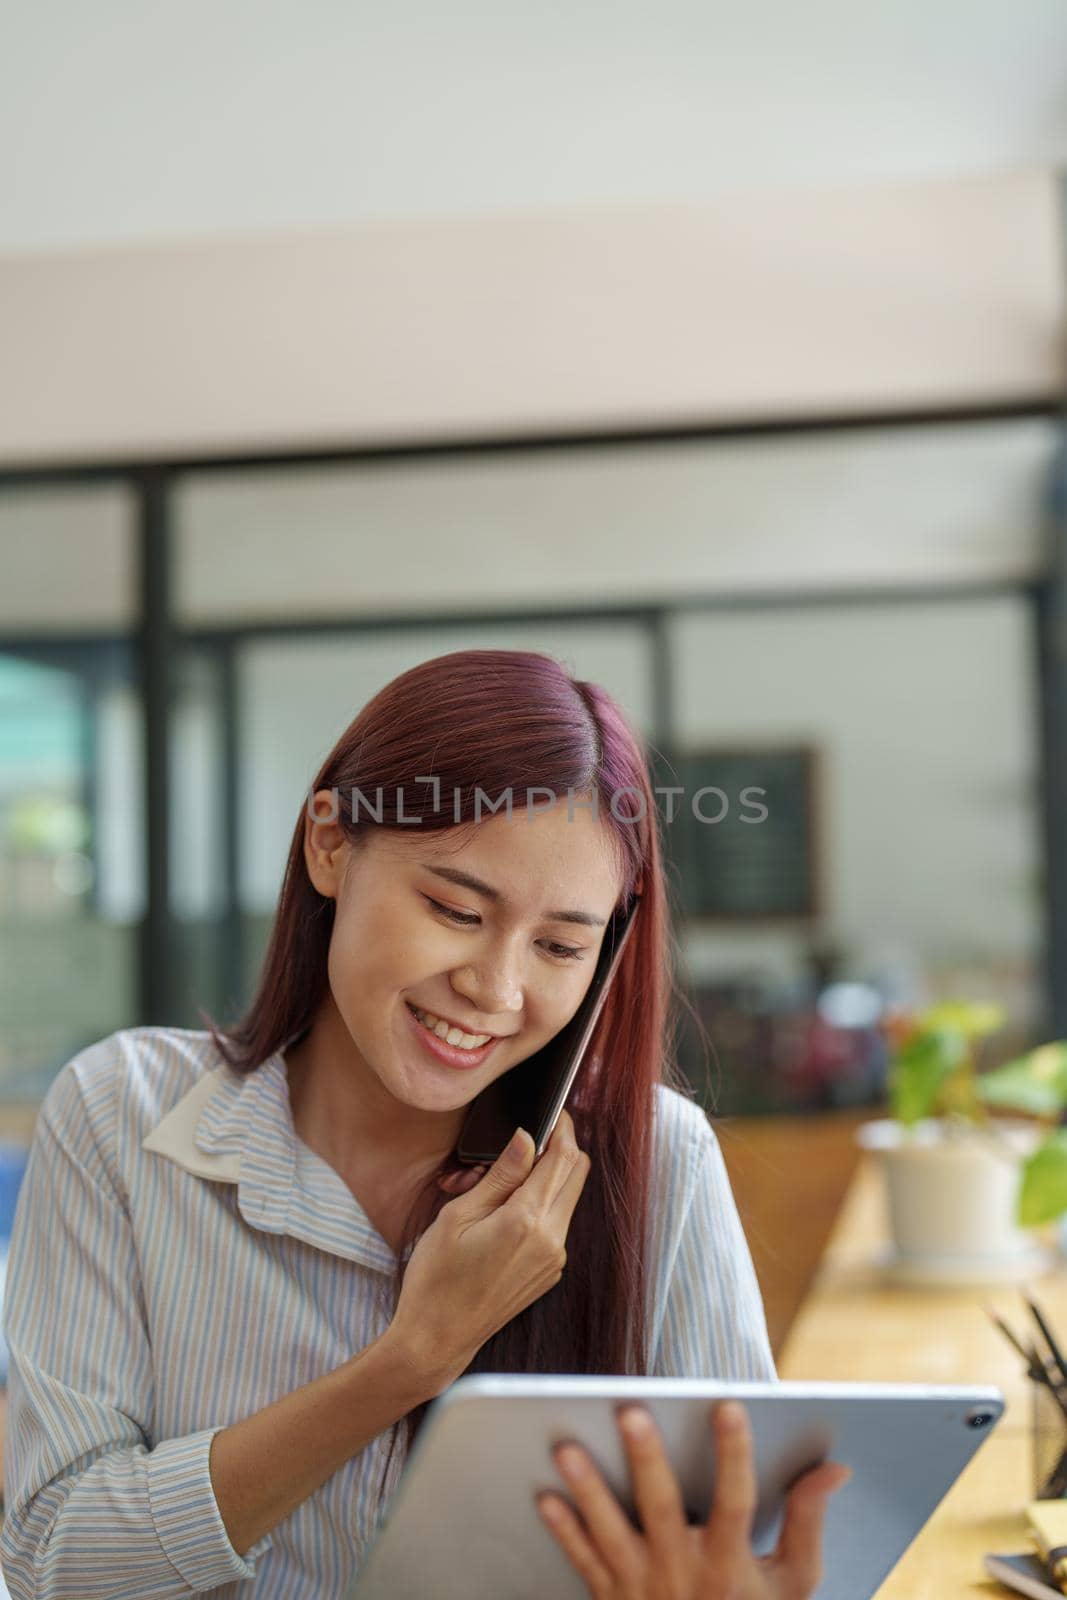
[985,1307,1067,1427]
[987,1305,1045,1374]
[1026,1295,1067,1393]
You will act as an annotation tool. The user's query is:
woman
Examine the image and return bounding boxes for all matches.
[1,648,848,1598]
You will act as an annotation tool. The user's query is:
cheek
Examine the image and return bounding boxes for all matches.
[329,901,457,1002]
[562,959,599,1007]
[326,908,398,1006]
[536,968,595,1034]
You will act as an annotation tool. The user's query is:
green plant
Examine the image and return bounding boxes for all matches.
[885,1000,1067,1226]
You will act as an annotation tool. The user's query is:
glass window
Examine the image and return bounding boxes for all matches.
[669,595,1043,1112]
[0,645,142,1099]
[0,485,138,1101]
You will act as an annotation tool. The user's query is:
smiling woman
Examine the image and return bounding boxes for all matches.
[202,650,693,1471]
[0,648,786,1600]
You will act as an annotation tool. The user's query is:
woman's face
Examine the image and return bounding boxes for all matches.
[304,792,626,1114]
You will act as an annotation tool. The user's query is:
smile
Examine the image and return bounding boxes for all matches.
[410,1005,494,1049]
[404,1001,502,1070]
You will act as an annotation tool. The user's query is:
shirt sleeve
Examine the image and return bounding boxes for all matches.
[0,1069,274,1598]
[651,1115,778,1383]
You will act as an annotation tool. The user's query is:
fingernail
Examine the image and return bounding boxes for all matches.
[718,1401,744,1429]
[505,1128,527,1159]
[619,1407,651,1438]
[538,1494,564,1523]
[557,1445,587,1478]
[811,1469,851,1501]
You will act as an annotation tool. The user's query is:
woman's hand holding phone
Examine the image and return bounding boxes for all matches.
[389,1108,590,1394]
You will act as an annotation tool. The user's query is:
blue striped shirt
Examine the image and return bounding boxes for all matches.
[1,1026,776,1597]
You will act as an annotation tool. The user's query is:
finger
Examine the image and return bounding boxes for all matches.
[769,1461,851,1589]
[460,1128,536,1216]
[547,1140,591,1225]
[538,1110,591,1216]
[616,1407,691,1591]
[551,1442,646,1592]
[700,1401,757,1586]
[506,1108,585,1214]
[536,1493,615,1598]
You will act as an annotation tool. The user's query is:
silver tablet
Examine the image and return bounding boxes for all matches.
[349,1374,1004,1600]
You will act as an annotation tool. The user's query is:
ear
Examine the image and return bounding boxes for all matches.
[304,788,350,900]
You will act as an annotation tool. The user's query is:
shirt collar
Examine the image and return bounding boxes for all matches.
[141,1048,400,1275]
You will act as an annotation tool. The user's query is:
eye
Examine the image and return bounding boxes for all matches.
[544,941,586,963]
[423,894,479,927]
[421,896,587,962]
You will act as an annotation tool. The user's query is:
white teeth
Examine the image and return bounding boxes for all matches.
[411,1006,491,1051]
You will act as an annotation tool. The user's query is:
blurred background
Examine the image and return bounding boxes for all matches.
[2,0,1067,1356]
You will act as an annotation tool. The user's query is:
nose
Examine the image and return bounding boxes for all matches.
[451,960,524,1025]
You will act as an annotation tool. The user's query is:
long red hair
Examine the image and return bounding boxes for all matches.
[202,648,698,1506]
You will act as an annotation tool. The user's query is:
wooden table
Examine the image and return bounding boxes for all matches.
[777,1149,1063,1596]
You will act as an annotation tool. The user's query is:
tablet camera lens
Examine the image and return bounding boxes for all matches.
[966,1410,993,1429]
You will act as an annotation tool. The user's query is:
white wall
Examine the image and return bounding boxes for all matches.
[2,0,1066,252]
[3,7,1063,465]
[2,172,1062,466]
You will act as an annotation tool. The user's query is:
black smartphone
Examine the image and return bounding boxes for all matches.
[455,893,641,1165]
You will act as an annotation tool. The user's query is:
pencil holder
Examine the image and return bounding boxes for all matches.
[1032,1355,1067,1498]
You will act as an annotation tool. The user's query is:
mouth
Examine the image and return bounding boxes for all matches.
[404,1001,503,1070]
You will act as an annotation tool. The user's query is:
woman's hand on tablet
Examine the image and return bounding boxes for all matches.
[389,1109,591,1393]
[535,1398,850,1599]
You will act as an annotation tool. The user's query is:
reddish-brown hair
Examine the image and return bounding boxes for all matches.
[201,648,698,1504]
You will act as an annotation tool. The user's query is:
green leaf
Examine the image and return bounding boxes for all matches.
[977,1043,1067,1116]
[889,1027,967,1125]
[917,1001,1006,1040]
[1018,1132,1067,1226]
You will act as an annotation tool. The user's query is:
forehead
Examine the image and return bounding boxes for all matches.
[367,801,624,907]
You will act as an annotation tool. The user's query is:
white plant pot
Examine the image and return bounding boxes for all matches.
[856,1117,1053,1283]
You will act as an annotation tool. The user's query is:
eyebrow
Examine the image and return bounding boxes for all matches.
[424,865,609,927]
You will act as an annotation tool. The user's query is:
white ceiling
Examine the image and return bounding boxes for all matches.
[2,0,1066,254]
